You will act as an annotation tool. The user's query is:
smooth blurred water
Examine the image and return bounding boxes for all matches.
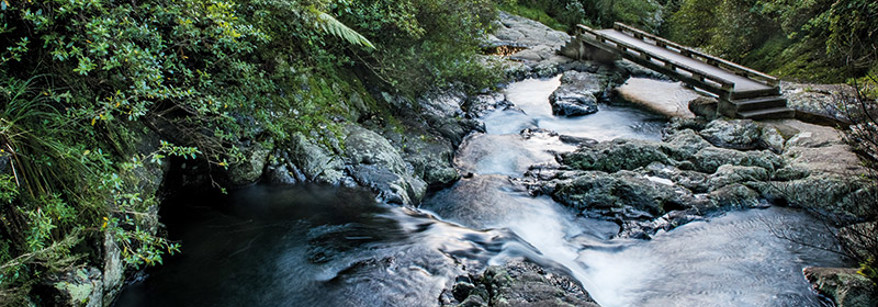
[116,77,843,307]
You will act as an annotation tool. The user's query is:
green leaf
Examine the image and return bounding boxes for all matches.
[314,12,375,50]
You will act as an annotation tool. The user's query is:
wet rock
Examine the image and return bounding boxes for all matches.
[707,183,761,208]
[763,174,872,217]
[781,82,856,120]
[804,267,878,307]
[549,90,598,117]
[549,170,690,217]
[640,162,710,193]
[559,71,605,95]
[547,71,608,117]
[618,210,706,239]
[344,125,426,205]
[688,96,718,119]
[285,133,346,184]
[616,60,671,81]
[226,142,272,185]
[560,139,674,173]
[693,147,784,174]
[707,165,770,192]
[662,129,712,160]
[463,93,510,118]
[558,135,598,146]
[699,119,762,150]
[47,268,103,307]
[445,261,598,307]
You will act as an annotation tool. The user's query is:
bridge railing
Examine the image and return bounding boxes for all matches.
[612,23,780,88]
[575,24,736,96]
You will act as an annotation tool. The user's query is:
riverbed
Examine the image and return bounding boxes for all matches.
[116,77,843,307]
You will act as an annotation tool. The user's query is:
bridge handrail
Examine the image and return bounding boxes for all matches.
[612,23,779,88]
[575,24,735,93]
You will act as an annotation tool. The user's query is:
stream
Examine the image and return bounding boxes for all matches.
[116,76,843,307]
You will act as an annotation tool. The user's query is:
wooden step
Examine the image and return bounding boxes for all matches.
[730,88,781,100]
[732,96,787,112]
[738,107,795,120]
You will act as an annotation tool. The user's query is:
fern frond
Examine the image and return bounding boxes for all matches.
[315,12,376,50]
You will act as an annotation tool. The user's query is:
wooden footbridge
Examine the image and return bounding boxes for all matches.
[561,23,792,119]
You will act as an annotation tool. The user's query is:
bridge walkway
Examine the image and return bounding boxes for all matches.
[561,23,793,119]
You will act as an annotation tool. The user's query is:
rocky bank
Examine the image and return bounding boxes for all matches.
[71,9,875,307]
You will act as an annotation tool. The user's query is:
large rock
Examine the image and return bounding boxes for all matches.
[226,142,272,185]
[48,268,103,307]
[692,147,784,174]
[548,170,693,218]
[558,71,605,94]
[614,78,700,118]
[662,129,712,160]
[706,165,770,192]
[344,125,426,205]
[442,261,599,307]
[699,119,762,150]
[804,267,878,307]
[462,93,510,118]
[760,174,872,217]
[285,133,346,184]
[781,82,856,120]
[688,96,718,119]
[549,90,598,116]
[560,139,674,173]
[491,12,569,48]
[548,71,605,117]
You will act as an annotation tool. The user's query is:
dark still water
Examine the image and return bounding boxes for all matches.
[114,185,541,306]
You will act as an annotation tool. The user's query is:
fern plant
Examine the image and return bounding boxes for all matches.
[314,10,376,49]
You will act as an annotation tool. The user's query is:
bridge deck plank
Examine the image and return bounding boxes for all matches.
[596,29,772,93]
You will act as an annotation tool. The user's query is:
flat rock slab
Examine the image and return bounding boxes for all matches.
[615,78,701,118]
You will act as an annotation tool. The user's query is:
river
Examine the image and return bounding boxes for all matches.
[115,77,843,307]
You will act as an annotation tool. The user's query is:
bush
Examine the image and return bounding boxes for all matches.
[0,0,499,302]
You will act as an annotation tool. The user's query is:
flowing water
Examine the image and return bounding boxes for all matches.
[116,77,843,307]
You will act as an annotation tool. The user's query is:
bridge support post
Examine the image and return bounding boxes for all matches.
[560,36,619,64]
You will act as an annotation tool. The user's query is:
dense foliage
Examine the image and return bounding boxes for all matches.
[505,0,877,83]
[0,0,497,303]
[666,0,878,82]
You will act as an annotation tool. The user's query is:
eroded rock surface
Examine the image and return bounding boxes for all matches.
[441,261,599,307]
[525,118,870,238]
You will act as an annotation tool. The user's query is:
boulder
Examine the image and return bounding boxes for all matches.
[549,89,598,117]
[662,129,712,160]
[693,147,784,174]
[706,183,761,209]
[226,142,272,185]
[699,119,762,150]
[804,267,878,307]
[559,70,605,95]
[344,125,426,205]
[763,174,872,217]
[285,133,346,184]
[560,139,674,173]
[707,165,770,192]
[614,78,700,118]
[549,170,691,217]
[48,268,103,307]
[443,261,599,307]
[688,96,718,119]
[462,93,509,118]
